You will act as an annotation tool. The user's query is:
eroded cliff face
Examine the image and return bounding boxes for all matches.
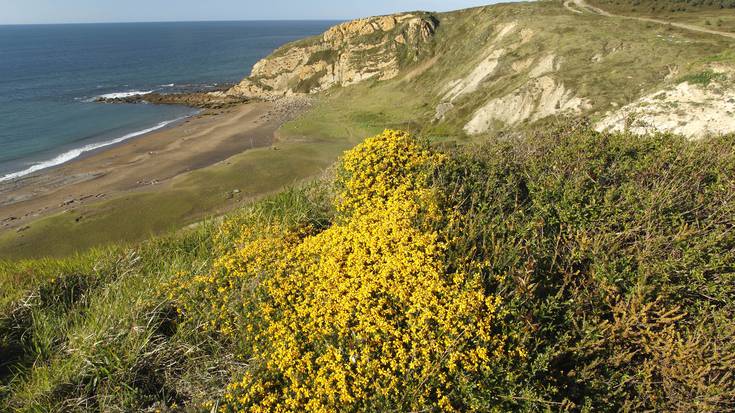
[144,3,734,140]
[226,13,438,98]
[596,71,735,139]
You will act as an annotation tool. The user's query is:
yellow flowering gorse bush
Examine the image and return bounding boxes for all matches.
[169,130,515,412]
[335,129,437,215]
[167,222,302,338]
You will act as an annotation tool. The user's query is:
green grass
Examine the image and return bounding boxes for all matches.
[0,183,330,411]
[703,49,735,63]
[0,140,345,260]
[0,233,220,410]
[2,124,733,411]
[678,69,728,85]
[667,12,735,32]
[590,0,735,13]
[281,83,434,141]
[588,0,735,31]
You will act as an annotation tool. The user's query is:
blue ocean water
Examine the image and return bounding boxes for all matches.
[0,21,336,181]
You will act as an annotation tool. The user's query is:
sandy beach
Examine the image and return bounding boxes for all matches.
[0,98,311,233]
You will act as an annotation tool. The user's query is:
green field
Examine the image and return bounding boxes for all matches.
[588,0,735,31]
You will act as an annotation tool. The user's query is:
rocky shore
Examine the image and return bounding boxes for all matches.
[96,13,439,111]
[95,88,249,109]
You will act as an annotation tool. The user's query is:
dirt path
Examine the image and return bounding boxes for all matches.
[563,0,583,14]
[570,0,735,40]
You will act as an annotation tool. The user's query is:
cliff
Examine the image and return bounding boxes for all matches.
[225,13,438,98]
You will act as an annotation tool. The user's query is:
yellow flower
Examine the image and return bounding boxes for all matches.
[168,130,521,412]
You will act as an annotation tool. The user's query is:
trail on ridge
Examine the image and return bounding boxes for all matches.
[570,0,735,40]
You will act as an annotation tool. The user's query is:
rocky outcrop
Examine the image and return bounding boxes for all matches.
[96,89,248,109]
[464,76,591,135]
[227,13,438,98]
[434,22,541,122]
[596,76,735,139]
[442,48,505,103]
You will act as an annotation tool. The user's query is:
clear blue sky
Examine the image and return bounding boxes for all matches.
[0,0,509,25]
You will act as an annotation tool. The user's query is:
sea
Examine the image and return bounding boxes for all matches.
[0,21,336,182]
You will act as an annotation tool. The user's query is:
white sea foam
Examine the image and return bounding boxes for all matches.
[0,117,186,183]
[161,83,175,87]
[98,90,154,99]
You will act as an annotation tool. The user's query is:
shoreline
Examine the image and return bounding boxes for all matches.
[0,83,243,184]
[0,97,312,233]
[0,111,197,183]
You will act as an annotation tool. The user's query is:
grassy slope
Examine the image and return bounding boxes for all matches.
[0,188,328,410]
[2,2,734,410]
[437,2,731,121]
[286,0,734,142]
[0,138,347,259]
[1,126,733,411]
[588,0,735,31]
[591,0,735,12]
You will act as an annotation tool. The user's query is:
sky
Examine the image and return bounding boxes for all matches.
[0,0,507,25]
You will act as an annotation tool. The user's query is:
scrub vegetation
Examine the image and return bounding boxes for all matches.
[2,125,734,411]
[2,1,735,410]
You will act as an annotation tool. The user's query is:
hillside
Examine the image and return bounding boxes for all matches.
[2,3,735,410]
[591,0,735,12]
[2,125,734,411]
[584,0,735,36]
[222,0,735,138]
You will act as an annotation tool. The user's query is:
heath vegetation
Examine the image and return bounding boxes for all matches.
[2,124,733,411]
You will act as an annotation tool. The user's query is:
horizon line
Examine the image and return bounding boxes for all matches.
[0,18,352,27]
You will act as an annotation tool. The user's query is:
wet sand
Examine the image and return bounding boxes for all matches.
[0,98,311,233]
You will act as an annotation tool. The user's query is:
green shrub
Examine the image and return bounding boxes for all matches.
[432,121,735,410]
[678,69,727,86]
[306,49,340,65]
